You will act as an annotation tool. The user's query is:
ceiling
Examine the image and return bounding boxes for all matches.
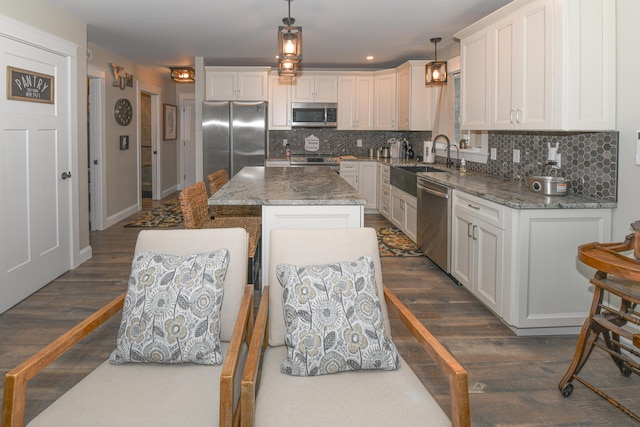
[44,0,511,70]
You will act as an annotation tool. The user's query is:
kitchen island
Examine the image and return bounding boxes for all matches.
[208,166,366,287]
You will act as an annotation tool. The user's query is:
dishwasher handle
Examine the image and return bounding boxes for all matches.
[417,184,449,199]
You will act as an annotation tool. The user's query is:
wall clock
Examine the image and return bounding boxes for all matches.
[114,98,133,126]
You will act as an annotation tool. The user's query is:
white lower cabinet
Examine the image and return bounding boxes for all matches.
[451,189,613,335]
[378,164,390,219]
[452,199,506,317]
[390,186,417,242]
[340,161,377,212]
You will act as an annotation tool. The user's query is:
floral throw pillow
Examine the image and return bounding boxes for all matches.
[110,249,229,365]
[276,256,400,376]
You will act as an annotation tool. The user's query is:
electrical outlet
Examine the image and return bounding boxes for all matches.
[283,139,288,146]
[357,139,363,147]
[513,149,520,163]
[491,147,497,160]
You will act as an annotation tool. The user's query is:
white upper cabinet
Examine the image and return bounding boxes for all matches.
[373,70,397,130]
[291,73,338,103]
[456,0,616,131]
[268,73,293,130]
[396,60,437,131]
[460,27,491,129]
[205,67,269,101]
[337,75,374,130]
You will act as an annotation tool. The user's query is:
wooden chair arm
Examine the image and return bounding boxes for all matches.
[383,285,470,427]
[220,285,254,427]
[1,293,125,427]
[240,286,270,427]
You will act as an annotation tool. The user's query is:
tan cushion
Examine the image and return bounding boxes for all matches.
[133,228,248,342]
[255,346,451,427]
[28,342,248,427]
[268,228,391,347]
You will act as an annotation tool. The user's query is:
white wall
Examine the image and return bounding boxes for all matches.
[613,0,640,240]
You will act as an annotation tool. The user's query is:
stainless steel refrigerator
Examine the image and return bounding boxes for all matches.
[202,101,267,179]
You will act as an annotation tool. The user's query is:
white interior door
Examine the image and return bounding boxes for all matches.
[0,36,71,314]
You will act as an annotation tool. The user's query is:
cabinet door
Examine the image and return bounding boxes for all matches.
[314,75,338,102]
[354,76,374,129]
[515,0,551,129]
[337,76,356,129]
[460,27,491,129]
[491,15,517,129]
[358,161,377,210]
[451,211,473,290]
[268,75,292,130]
[374,72,397,130]
[291,75,316,102]
[473,220,503,315]
[341,171,358,190]
[206,71,237,100]
[237,72,268,101]
[403,194,418,242]
[397,66,410,130]
[389,187,404,230]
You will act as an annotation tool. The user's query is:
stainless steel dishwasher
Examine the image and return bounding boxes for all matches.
[417,176,451,273]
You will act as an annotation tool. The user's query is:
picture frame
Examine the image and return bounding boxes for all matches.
[163,103,177,140]
[7,66,54,104]
[119,135,129,150]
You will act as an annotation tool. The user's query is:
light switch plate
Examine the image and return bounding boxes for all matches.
[513,149,520,163]
[491,147,497,160]
[283,139,288,146]
[357,139,363,147]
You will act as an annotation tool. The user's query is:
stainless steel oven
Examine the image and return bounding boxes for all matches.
[417,176,451,273]
[291,102,337,128]
[289,153,340,172]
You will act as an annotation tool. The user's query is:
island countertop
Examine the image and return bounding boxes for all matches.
[208,166,366,206]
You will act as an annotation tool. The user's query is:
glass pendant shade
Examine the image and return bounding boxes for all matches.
[425,61,447,86]
[278,58,299,76]
[278,25,302,60]
[426,37,447,86]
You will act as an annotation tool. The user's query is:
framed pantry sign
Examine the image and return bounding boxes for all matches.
[6,66,54,104]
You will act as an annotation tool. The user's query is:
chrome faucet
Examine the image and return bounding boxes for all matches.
[432,134,459,169]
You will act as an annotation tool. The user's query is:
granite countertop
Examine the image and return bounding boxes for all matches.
[416,167,617,209]
[208,166,366,206]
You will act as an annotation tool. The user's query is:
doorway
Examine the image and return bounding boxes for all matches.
[140,93,152,198]
[136,82,162,204]
[87,65,106,231]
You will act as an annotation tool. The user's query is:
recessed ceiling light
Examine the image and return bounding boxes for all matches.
[366,56,374,61]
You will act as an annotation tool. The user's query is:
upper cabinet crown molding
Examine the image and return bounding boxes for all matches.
[205,66,270,101]
[456,0,616,132]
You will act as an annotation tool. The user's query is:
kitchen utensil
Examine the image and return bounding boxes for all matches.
[368,148,375,158]
[380,147,390,158]
[526,176,569,196]
[407,144,414,159]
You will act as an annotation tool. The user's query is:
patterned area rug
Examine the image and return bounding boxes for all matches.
[376,227,423,257]
[124,198,183,228]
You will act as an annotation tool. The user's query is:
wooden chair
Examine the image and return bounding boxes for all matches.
[558,220,640,422]
[179,181,261,285]
[207,170,261,219]
[2,228,254,427]
[241,228,470,427]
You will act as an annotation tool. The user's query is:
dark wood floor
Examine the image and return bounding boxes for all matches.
[1,195,639,426]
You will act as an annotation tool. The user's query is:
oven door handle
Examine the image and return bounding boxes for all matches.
[418,184,449,199]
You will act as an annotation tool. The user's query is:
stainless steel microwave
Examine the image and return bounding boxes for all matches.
[291,102,337,128]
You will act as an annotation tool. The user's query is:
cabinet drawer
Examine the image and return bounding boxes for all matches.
[339,161,358,172]
[380,165,390,178]
[453,190,506,229]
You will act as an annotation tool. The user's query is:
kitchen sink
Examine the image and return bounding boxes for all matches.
[390,165,446,196]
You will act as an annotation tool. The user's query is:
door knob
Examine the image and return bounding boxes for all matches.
[61,171,72,180]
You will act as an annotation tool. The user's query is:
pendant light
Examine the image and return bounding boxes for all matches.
[277,0,302,76]
[425,37,447,86]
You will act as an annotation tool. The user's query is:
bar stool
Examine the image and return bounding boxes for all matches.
[559,220,640,421]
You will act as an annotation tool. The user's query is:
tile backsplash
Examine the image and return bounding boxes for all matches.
[268,129,618,201]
